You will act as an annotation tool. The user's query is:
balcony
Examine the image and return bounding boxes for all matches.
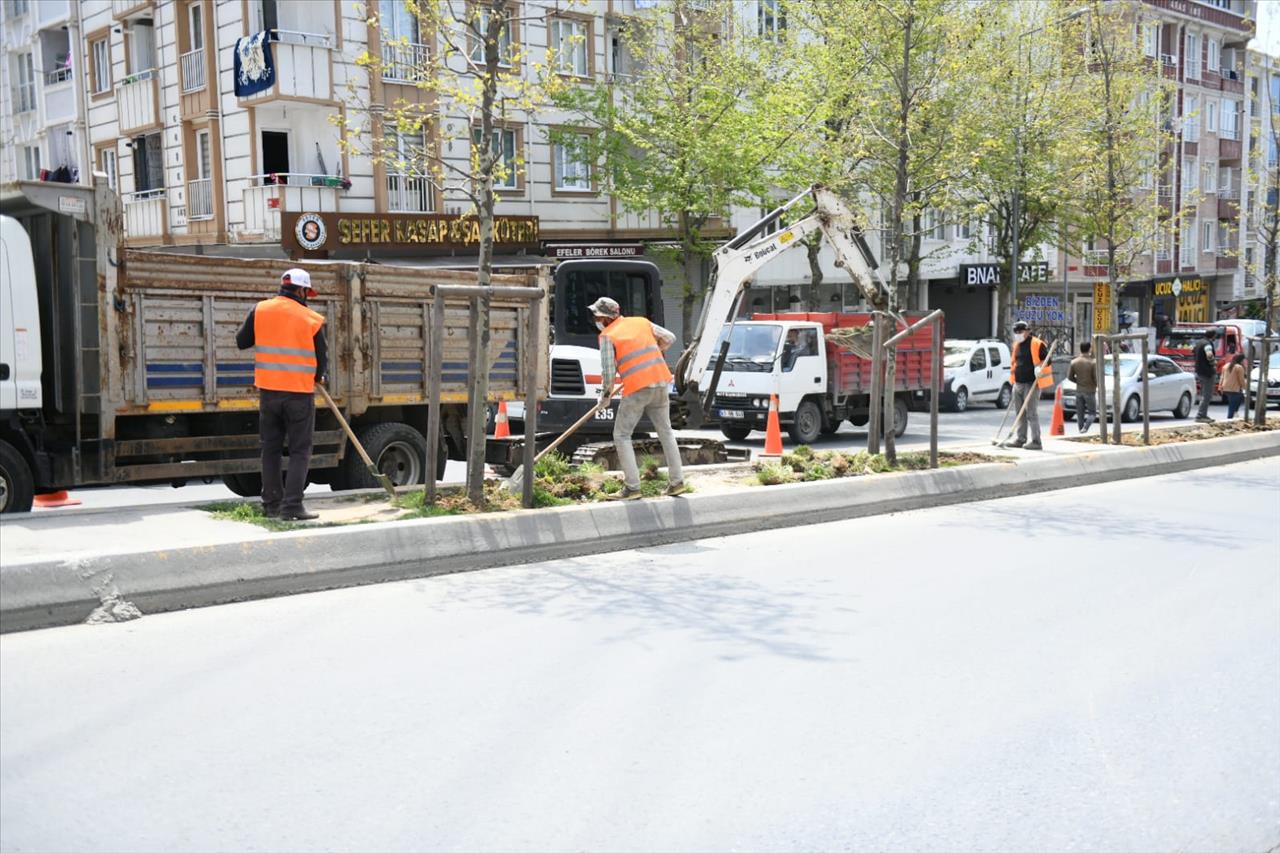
[1219,134,1242,161]
[180,48,206,93]
[42,68,74,122]
[1218,193,1240,220]
[238,32,333,103]
[112,0,151,19]
[1221,66,1245,94]
[1160,54,1177,79]
[117,69,159,134]
[1157,184,1173,217]
[1216,255,1239,270]
[239,174,341,241]
[188,178,214,221]
[123,188,167,241]
[1083,249,1110,276]
[386,173,434,212]
[35,0,70,27]
[381,42,430,84]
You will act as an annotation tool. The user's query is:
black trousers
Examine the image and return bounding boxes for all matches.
[259,388,314,512]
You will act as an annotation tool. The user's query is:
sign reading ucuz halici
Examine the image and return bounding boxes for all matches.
[282,211,540,256]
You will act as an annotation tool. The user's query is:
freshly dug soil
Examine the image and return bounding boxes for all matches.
[1067,417,1279,447]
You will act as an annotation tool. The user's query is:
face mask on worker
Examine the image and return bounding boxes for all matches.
[595,320,605,331]
[1014,331,1027,343]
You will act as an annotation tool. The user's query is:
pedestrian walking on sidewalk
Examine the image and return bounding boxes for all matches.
[1221,353,1248,419]
[1194,327,1219,422]
[590,296,687,500]
[1007,321,1054,450]
[1068,341,1098,433]
[236,268,327,520]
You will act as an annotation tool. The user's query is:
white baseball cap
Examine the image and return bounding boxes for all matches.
[281,267,316,297]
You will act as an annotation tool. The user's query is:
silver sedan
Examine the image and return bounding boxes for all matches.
[1061,354,1196,422]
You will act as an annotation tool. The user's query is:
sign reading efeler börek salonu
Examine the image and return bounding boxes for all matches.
[282,211,540,255]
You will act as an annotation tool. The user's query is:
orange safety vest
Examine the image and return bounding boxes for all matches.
[253,295,325,393]
[1009,335,1055,390]
[601,316,673,395]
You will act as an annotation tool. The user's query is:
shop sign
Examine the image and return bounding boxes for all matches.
[547,243,645,260]
[957,261,1050,287]
[282,211,540,255]
[1093,282,1112,333]
[1014,294,1068,324]
[1157,276,1209,322]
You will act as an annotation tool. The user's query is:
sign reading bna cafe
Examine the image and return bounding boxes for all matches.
[282,211,540,256]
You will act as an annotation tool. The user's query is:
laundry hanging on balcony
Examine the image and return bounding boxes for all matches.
[234,31,275,97]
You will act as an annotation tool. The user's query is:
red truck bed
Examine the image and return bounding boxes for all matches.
[752,311,940,395]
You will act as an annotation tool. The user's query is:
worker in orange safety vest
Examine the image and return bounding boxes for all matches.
[1007,320,1056,450]
[236,268,327,520]
[591,296,688,500]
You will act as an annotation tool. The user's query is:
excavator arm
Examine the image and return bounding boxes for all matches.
[674,185,893,423]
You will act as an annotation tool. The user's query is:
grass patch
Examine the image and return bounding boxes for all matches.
[751,449,1000,486]
[205,501,313,532]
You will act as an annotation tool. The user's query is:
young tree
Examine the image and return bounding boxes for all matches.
[340,0,569,505]
[799,0,983,311]
[544,0,810,341]
[1255,77,1280,338]
[1062,0,1170,335]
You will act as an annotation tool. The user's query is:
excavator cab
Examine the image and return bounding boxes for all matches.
[551,259,664,348]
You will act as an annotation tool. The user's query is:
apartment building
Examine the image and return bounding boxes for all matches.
[0,0,90,186]
[1042,0,1257,346]
[1242,46,1278,308]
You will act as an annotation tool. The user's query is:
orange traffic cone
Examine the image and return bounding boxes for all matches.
[494,401,511,438]
[34,490,81,508]
[761,394,784,457]
[1049,385,1065,437]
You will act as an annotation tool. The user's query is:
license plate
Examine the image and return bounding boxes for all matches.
[718,409,745,419]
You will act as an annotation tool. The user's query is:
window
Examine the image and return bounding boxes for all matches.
[1142,22,1158,58]
[470,6,513,67]
[1208,38,1219,73]
[549,17,588,77]
[1218,222,1231,253]
[968,348,987,372]
[553,134,591,191]
[759,0,785,39]
[472,126,518,188]
[1184,95,1199,142]
[1269,133,1278,167]
[1180,219,1196,265]
[189,4,204,51]
[1206,99,1217,133]
[1203,220,1215,252]
[955,220,972,240]
[782,328,819,372]
[100,147,117,189]
[1204,159,1216,193]
[1185,32,1200,79]
[134,133,163,192]
[196,130,212,179]
[21,146,40,180]
[1221,99,1239,140]
[608,23,634,77]
[1182,156,1197,193]
[384,127,426,172]
[127,20,157,73]
[384,0,419,42]
[384,128,432,212]
[13,52,35,112]
[8,0,30,16]
[1219,166,1232,197]
[987,346,1003,366]
[922,209,945,241]
[91,38,111,94]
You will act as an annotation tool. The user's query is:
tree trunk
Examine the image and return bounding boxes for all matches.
[679,212,703,345]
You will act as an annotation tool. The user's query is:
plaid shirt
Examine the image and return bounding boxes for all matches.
[600,320,675,399]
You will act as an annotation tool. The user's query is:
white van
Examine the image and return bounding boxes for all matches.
[941,339,1013,412]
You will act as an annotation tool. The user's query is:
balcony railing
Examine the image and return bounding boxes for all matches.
[1219,185,1240,200]
[180,48,205,93]
[188,178,214,221]
[386,173,434,212]
[1083,249,1110,267]
[1216,255,1239,270]
[123,188,167,240]
[381,42,430,83]
[240,173,342,241]
[240,31,333,101]
[117,68,158,133]
[43,66,72,85]
[1155,247,1172,261]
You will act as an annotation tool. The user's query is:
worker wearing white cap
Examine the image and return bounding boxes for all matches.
[235,268,328,520]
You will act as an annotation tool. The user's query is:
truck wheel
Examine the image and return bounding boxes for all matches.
[222,472,263,498]
[849,413,870,428]
[886,398,909,438]
[995,384,1012,409]
[0,440,34,514]
[720,426,752,441]
[788,400,823,444]
[341,422,428,489]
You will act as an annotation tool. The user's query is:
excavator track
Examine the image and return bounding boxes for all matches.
[570,437,745,469]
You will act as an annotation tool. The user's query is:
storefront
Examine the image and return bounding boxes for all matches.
[927,262,1053,340]
[1151,275,1210,326]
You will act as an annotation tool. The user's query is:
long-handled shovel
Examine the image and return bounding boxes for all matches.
[993,383,1039,448]
[505,386,620,494]
[317,383,398,500]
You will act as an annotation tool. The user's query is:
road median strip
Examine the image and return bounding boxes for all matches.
[3,429,1278,633]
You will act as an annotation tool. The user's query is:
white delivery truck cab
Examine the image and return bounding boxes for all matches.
[0,215,43,413]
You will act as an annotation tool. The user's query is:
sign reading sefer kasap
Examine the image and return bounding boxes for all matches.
[283,211,540,256]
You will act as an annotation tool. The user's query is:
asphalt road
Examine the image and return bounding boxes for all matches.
[30,396,1229,513]
[3,458,1277,852]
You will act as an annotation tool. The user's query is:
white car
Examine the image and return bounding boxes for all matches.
[1061,354,1195,422]
[941,339,1013,412]
[1249,350,1280,408]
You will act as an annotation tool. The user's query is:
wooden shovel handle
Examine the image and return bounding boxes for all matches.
[316,383,377,469]
[533,385,622,464]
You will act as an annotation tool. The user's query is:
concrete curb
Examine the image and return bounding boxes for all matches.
[3,431,1278,633]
